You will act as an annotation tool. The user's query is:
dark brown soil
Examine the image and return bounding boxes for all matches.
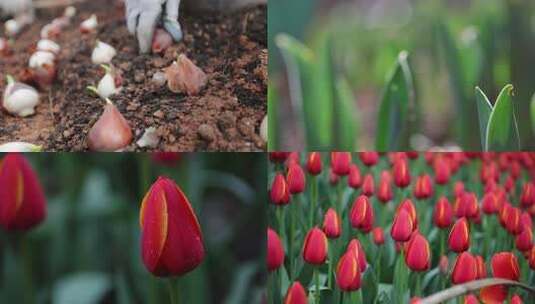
[0,0,266,151]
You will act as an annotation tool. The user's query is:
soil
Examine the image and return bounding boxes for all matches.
[0,0,267,151]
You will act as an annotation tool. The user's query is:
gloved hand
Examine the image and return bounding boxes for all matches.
[0,0,33,17]
[125,0,182,53]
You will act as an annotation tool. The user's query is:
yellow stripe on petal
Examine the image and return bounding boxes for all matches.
[139,190,151,228]
[157,192,169,260]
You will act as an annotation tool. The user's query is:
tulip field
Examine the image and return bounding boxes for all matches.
[268,152,535,304]
[0,152,266,303]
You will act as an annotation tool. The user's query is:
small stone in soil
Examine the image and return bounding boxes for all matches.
[198,124,216,142]
[153,110,165,119]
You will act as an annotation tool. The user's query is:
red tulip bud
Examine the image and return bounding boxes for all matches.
[511,294,523,304]
[359,152,379,167]
[504,205,522,235]
[0,153,47,230]
[491,252,520,281]
[480,285,507,304]
[329,169,340,185]
[451,252,477,284]
[306,152,322,175]
[391,208,414,242]
[515,227,533,252]
[464,294,479,304]
[414,174,433,199]
[433,196,453,229]
[331,152,351,176]
[481,192,499,214]
[454,181,465,197]
[361,174,374,196]
[270,174,290,205]
[454,192,479,219]
[393,157,411,188]
[270,152,290,163]
[448,217,470,253]
[350,195,374,233]
[348,164,362,189]
[410,297,422,304]
[336,250,361,292]
[323,208,341,239]
[377,171,392,203]
[433,156,451,185]
[347,239,367,272]
[404,232,431,272]
[267,227,285,272]
[520,182,535,207]
[475,255,487,279]
[372,227,385,245]
[398,199,418,228]
[139,177,204,276]
[302,227,328,265]
[88,100,133,151]
[287,164,305,194]
[284,282,307,304]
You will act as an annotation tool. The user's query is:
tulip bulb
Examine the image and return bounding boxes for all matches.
[28,51,57,87]
[5,19,21,37]
[91,41,117,64]
[152,28,173,54]
[2,76,40,117]
[64,6,77,18]
[0,142,42,152]
[40,23,61,39]
[80,14,98,33]
[37,39,60,54]
[165,54,207,96]
[87,99,133,151]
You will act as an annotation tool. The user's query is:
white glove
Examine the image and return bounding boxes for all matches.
[125,0,182,53]
[0,0,32,16]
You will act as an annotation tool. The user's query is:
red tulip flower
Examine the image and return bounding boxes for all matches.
[491,252,520,281]
[448,217,470,253]
[139,177,205,277]
[347,239,367,272]
[454,192,479,219]
[284,282,307,304]
[520,182,535,207]
[481,192,499,214]
[398,199,418,228]
[414,174,433,199]
[362,174,374,196]
[151,152,181,166]
[511,295,523,304]
[451,252,477,284]
[391,208,414,242]
[480,285,508,304]
[306,152,322,176]
[404,232,430,272]
[270,173,289,205]
[287,164,305,194]
[454,181,465,197]
[475,255,487,279]
[505,206,522,235]
[329,169,340,185]
[331,152,351,176]
[464,294,479,304]
[0,153,47,230]
[393,157,411,188]
[433,156,451,185]
[529,247,535,270]
[433,196,453,229]
[515,227,533,252]
[302,227,328,265]
[348,164,362,189]
[270,152,290,163]
[350,195,374,233]
[336,250,361,292]
[359,152,379,167]
[372,227,385,245]
[267,227,284,272]
[377,170,392,203]
[323,208,341,239]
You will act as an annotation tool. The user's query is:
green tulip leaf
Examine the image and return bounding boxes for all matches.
[485,84,520,151]
[475,87,493,149]
[530,93,535,135]
[376,51,414,151]
[334,77,358,151]
[53,272,112,304]
[268,83,279,150]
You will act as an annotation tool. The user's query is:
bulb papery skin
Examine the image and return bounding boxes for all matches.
[0,142,42,152]
[91,41,117,64]
[29,51,55,68]
[37,39,60,54]
[88,102,133,151]
[165,54,207,96]
[2,82,40,117]
[97,73,121,99]
[5,19,21,37]
[80,14,98,33]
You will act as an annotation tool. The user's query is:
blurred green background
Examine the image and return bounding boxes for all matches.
[0,153,266,304]
[269,0,535,151]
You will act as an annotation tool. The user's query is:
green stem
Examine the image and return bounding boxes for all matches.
[167,279,180,304]
[328,243,333,290]
[415,272,422,296]
[21,237,34,304]
[310,175,317,228]
[376,246,382,282]
[289,196,296,279]
[314,268,320,304]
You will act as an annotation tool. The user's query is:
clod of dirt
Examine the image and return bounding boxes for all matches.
[198,124,216,142]
[165,54,207,96]
[151,72,167,87]
[217,111,237,130]
[87,101,133,151]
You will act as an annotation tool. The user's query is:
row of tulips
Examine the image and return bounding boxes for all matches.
[268,152,535,304]
[0,153,203,303]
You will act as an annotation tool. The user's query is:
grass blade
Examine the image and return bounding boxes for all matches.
[530,93,535,136]
[475,87,493,149]
[267,83,279,150]
[334,77,358,150]
[375,51,414,151]
[276,33,333,149]
[485,84,520,151]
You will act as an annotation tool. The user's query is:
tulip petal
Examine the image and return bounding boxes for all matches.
[141,186,169,274]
